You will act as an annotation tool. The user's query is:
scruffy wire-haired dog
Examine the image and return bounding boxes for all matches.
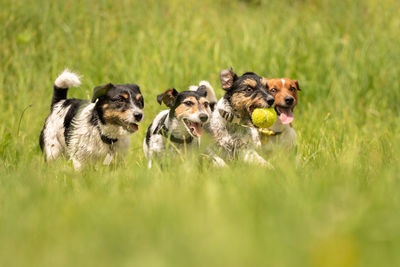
[206,68,275,167]
[39,69,144,170]
[143,81,215,168]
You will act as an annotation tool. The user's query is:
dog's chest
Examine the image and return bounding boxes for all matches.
[226,123,253,142]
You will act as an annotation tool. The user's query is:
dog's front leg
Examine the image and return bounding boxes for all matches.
[103,153,114,165]
[242,149,274,169]
[72,157,83,171]
[250,127,262,148]
[146,134,165,169]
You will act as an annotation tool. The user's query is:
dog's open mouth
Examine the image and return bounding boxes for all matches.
[125,122,139,133]
[275,106,294,124]
[183,118,204,138]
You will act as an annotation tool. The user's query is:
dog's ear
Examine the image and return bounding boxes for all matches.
[294,80,301,91]
[220,67,237,90]
[92,83,114,103]
[196,85,207,98]
[261,78,269,89]
[156,88,179,108]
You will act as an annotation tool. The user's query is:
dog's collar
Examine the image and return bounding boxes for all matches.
[155,114,193,144]
[96,124,118,145]
[258,128,282,136]
[100,134,118,145]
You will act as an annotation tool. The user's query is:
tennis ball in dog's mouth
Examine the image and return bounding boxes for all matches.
[251,108,277,128]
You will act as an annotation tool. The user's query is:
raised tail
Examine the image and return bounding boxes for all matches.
[51,69,81,109]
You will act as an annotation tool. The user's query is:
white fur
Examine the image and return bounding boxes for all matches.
[42,101,71,160]
[66,103,131,170]
[54,69,81,88]
[206,98,270,166]
[262,118,296,151]
[43,102,132,170]
[144,84,216,168]
[281,78,285,86]
[41,70,142,170]
[189,80,217,105]
[143,109,204,168]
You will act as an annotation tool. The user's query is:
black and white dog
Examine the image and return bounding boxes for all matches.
[206,68,275,167]
[39,69,144,170]
[143,81,215,168]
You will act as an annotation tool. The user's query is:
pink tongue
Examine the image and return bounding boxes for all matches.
[190,123,203,137]
[279,109,294,124]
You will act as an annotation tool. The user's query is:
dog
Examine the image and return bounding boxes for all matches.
[260,78,300,151]
[39,69,144,170]
[206,68,275,167]
[143,81,214,168]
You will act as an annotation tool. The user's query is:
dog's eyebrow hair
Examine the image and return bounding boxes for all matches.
[121,93,129,99]
[243,79,257,88]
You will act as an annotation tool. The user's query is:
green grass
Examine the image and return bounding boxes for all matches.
[1,0,400,266]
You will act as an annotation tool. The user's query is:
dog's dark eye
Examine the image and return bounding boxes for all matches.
[113,95,126,102]
[246,86,253,92]
[203,102,209,108]
[289,87,296,92]
[184,101,194,107]
[270,88,278,93]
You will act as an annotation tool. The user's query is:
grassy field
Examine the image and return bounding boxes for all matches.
[1,0,400,266]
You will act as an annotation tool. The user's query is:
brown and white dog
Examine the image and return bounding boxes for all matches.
[143,82,214,168]
[260,78,301,151]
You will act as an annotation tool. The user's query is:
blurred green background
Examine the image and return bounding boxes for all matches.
[1,0,399,266]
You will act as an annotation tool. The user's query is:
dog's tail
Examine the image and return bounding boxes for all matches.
[190,80,217,111]
[51,69,81,108]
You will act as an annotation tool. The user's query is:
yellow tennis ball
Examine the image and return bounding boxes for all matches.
[251,108,277,128]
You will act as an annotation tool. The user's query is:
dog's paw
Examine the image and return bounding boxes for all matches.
[212,156,227,167]
[243,150,274,168]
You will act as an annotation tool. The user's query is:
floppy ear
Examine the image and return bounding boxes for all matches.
[92,83,114,103]
[156,88,178,108]
[220,67,237,90]
[197,85,207,97]
[294,80,301,91]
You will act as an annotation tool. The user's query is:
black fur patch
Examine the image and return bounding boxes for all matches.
[145,122,153,146]
[62,99,85,146]
[51,85,68,110]
[39,127,45,152]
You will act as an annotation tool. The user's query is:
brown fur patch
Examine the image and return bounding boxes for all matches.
[136,94,142,101]
[261,78,268,87]
[231,93,267,119]
[121,93,129,99]
[175,96,199,117]
[199,97,210,109]
[243,79,257,88]
[103,109,130,124]
[103,103,109,109]
[266,78,299,108]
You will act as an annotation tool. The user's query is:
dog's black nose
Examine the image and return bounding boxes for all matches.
[266,95,275,106]
[134,112,143,121]
[199,114,209,122]
[285,96,294,105]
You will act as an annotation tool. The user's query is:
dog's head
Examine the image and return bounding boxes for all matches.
[92,83,144,133]
[220,68,274,125]
[264,78,300,124]
[157,86,211,138]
